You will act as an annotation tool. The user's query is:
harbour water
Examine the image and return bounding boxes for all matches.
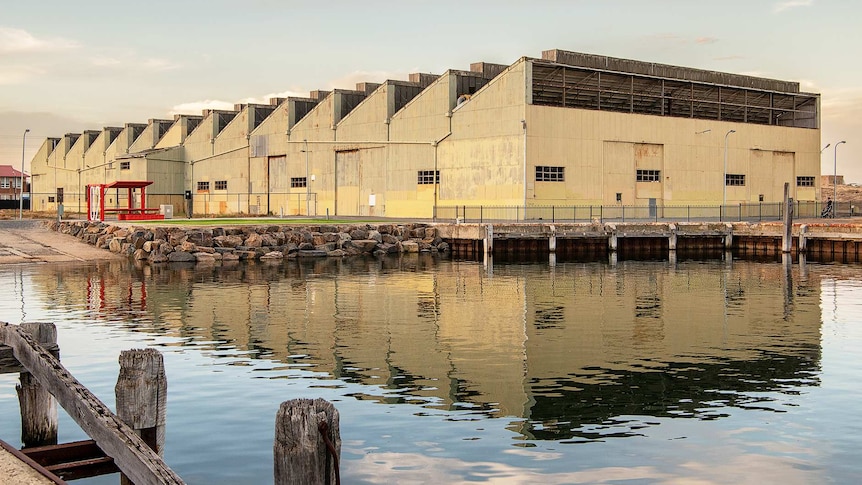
[1,254,860,484]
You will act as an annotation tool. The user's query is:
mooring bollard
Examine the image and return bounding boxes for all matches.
[116,348,167,485]
[17,322,58,448]
[274,398,341,485]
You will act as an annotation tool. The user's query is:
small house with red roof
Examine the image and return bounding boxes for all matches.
[0,165,28,201]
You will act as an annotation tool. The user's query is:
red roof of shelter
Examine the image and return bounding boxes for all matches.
[104,180,154,189]
[0,165,27,178]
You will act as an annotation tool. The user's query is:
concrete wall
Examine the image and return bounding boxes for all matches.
[438,60,527,208]
[525,96,821,206]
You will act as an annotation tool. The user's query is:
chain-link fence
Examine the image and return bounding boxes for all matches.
[435,201,862,223]
[29,191,320,218]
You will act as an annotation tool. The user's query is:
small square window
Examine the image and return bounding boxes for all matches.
[536,166,564,182]
[120,161,130,170]
[215,180,227,191]
[725,174,745,186]
[796,176,815,187]
[291,177,307,188]
[197,181,210,192]
[417,170,439,185]
[636,169,661,182]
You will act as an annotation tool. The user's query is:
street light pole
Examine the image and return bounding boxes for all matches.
[723,129,736,209]
[304,139,310,217]
[833,140,846,218]
[19,129,29,220]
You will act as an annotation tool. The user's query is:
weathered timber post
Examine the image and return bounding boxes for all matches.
[548,225,557,253]
[668,224,677,251]
[724,223,733,250]
[116,349,167,485]
[274,398,341,485]
[17,322,58,448]
[782,182,794,253]
[798,224,808,253]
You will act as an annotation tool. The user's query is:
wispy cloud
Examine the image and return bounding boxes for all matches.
[773,0,814,13]
[326,70,409,90]
[88,55,181,72]
[642,33,720,46]
[0,65,44,85]
[169,100,236,116]
[169,89,310,116]
[0,27,79,53]
[239,90,307,105]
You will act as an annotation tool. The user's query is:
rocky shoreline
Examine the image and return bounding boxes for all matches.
[48,221,449,264]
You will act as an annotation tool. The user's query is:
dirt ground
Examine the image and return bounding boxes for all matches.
[822,183,862,203]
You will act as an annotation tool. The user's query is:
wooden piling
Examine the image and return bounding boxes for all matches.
[782,182,793,253]
[115,349,167,485]
[274,398,341,485]
[0,323,184,485]
[17,323,58,448]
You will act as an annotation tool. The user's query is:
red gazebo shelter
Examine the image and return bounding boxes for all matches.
[87,181,165,221]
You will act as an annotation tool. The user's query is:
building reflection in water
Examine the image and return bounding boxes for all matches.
[24,253,822,441]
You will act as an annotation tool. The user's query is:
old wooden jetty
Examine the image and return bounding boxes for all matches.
[1,322,342,485]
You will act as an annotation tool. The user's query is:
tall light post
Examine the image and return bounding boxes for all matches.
[833,140,846,218]
[303,139,310,216]
[723,129,736,209]
[19,129,29,219]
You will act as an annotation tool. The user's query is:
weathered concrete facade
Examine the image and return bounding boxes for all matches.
[29,49,821,218]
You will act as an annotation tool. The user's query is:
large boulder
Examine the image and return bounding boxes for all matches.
[214,234,244,248]
[187,230,213,247]
[297,250,328,258]
[245,233,264,248]
[346,239,379,253]
[109,237,124,253]
[168,251,196,263]
[349,228,368,240]
[260,251,284,260]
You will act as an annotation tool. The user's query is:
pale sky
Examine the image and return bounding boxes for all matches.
[1,0,859,181]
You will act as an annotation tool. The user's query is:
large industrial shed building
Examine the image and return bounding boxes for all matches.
[29,49,821,219]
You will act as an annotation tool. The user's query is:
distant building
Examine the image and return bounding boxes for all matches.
[0,165,28,201]
[29,49,822,218]
[822,175,844,185]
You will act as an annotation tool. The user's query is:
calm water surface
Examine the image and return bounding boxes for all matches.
[1,254,861,484]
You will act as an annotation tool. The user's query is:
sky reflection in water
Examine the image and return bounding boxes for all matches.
[0,255,860,484]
